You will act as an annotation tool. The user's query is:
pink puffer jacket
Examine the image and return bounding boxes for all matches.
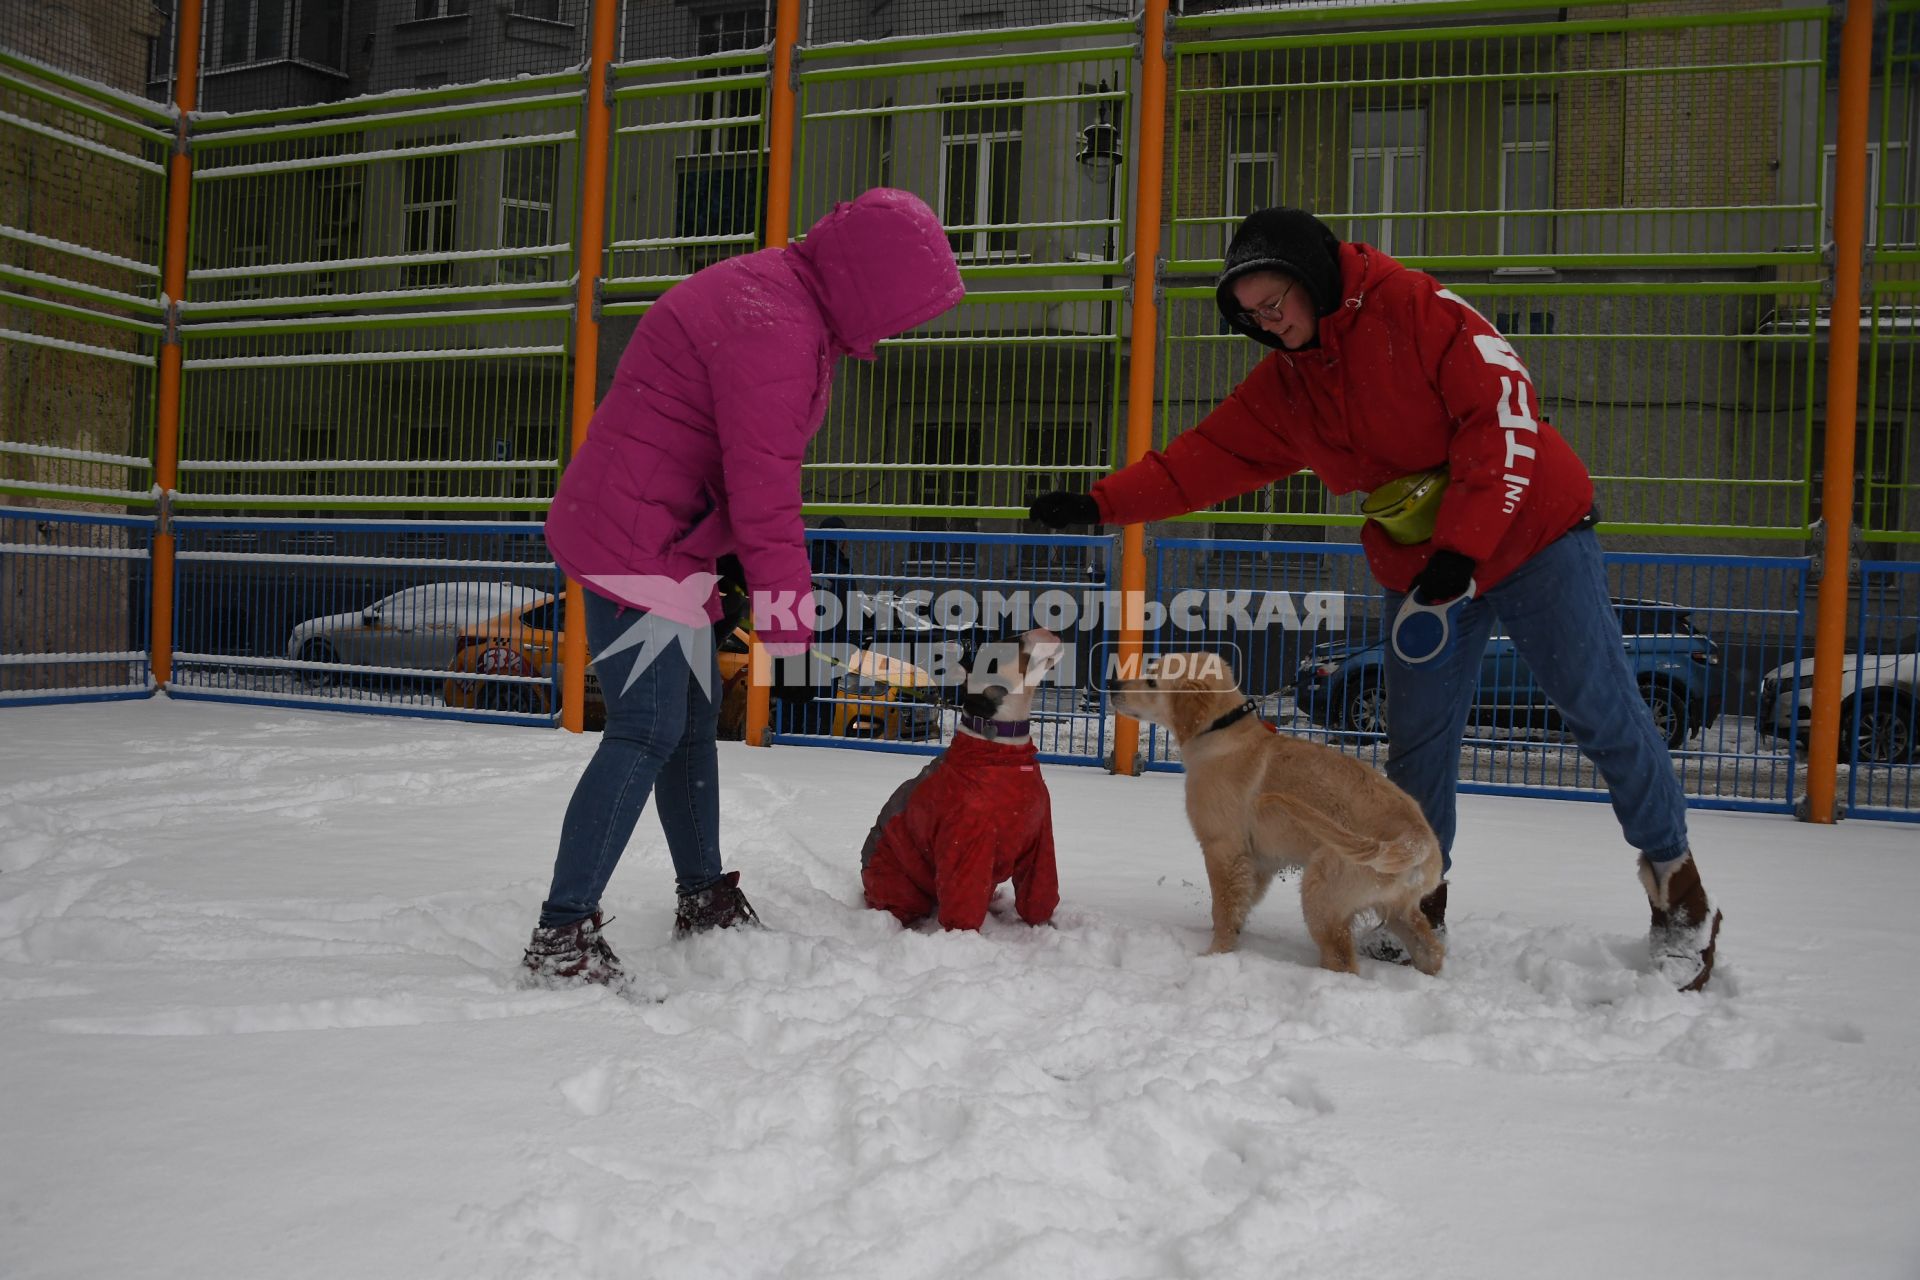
[545,188,964,653]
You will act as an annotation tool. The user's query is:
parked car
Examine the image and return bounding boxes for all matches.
[1292,598,1723,749]
[823,647,941,740]
[286,581,546,687]
[442,594,941,741]
[1756,649,1918,763]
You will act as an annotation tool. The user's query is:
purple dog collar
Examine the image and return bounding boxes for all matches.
[960,713,1031,739]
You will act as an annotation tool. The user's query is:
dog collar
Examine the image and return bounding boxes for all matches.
[960,713,1031,739]
[1200,698,1262,737]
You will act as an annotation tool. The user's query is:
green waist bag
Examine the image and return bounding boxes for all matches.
[1360,469,1449,546]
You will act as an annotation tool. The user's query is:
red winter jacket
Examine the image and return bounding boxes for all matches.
[1092,244,1594,593]
[860,733,1059,932]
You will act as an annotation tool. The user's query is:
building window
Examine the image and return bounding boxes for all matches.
[147,31,171,85]
[499,145,558,283]
[1824,142,1913,248]
[1500,101,1554,256]
[1226,107,1276,220]
[910,423,981,530]
[218,0,288,66]
[309,162,362,295]
[299,0,347,69]
[697,9,766,156]
[942,83,1024,261]
[511,0,561,18]
[1348,107,1426,256]
[414,0,471,18]
[402,144,458,290]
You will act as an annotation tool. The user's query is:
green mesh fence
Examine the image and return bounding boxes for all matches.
[1865,2,1920,544]
[176,307,569,511]
[0,0,1916,543]
[0,41,171,506]
[187,85,583,314]
[606,48,773,295]
[1160,0,1842,540]
[793,30,1136,519]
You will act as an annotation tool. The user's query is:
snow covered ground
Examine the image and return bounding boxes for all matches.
[3,700,1917,1280]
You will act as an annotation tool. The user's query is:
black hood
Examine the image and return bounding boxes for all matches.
[1214,207,1345,348]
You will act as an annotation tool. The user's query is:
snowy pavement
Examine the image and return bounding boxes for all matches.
[2,701,1917,1280]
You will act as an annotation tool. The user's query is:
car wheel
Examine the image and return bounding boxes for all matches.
[1341,677,1388,735]
[1641,681,1691,750]
[1846,692,1917,764]
[298,639,342,689]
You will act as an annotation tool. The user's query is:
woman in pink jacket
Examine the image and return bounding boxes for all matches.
[522,189,965,988]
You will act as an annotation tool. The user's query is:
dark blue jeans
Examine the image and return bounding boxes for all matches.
[539,589,724,928]
[1383,527,1690,874]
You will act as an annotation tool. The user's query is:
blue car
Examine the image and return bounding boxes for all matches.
[1292,599,1723,749]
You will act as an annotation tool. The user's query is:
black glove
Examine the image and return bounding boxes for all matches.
[1029,491,1102,529]
[1409,549,1476,603]
[713,554,751,638]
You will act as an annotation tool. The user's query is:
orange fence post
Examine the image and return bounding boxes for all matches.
[150,0,204,689]
[1805,0,1874,822]
[559,0,619,734]
[1111,0,1171,777]
[744,0,803,750]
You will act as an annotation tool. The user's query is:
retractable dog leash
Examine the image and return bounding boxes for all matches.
[1390,580,1477,667]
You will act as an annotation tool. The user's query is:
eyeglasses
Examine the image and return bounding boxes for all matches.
[1233,282,1293,329]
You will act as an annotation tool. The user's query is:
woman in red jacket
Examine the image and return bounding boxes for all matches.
[1030,208,1722,991]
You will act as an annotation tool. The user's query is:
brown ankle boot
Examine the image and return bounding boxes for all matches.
[522,911,628,988]
[1639,853,1722,992]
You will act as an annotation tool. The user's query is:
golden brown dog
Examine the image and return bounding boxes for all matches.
[1111,652,1445,975]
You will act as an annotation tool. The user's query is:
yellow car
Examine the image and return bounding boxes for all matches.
[823,647,942,740]
[442,595,935,742]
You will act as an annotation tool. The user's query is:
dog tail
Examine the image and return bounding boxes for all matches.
[1257,791,1437,881]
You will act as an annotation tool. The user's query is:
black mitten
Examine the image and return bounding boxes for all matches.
[1029,491,1102,529]
[1409,549,1476,603]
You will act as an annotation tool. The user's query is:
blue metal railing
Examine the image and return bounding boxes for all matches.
[165,516,562,726]
[1848,562,1919,821]
[1144,537,1815,816]
[769,528,1117,767]
[3,513,1911,822]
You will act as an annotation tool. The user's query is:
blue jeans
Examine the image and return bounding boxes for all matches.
[539,589,724,928]
[1383,527,1690,874]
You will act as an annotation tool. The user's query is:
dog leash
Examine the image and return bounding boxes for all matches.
[1390,580,1477,667]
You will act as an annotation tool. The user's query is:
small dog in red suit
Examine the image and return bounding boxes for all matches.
[860,628,1063,931]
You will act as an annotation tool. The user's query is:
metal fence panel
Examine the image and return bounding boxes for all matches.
[0,44,170,507]
[769,527,1115,767]
[793,35,1134,518]
[0,505,153,704]
[187,90,583,315]
[166,516,562,723]
[175,308,570,512]
[606,49,772,295]
[1168,2,1827,272]
[1144,539,1813,814]
[1847,562,1919,820]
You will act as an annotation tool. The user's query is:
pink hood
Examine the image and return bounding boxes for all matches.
[544,189,963,654]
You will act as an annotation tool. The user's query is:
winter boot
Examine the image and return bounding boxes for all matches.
[1639,851,1722,992]
[1358,881,1448,965]
[673,871,763,938]
[522,911,627,988]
